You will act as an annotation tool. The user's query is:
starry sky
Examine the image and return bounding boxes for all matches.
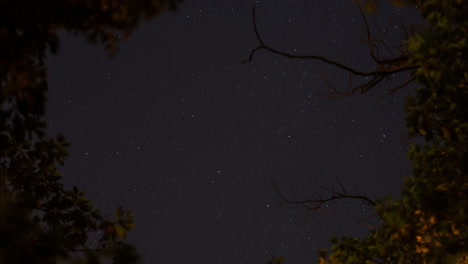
[45,1,415,263]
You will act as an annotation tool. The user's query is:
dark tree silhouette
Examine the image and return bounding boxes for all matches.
[0,1,182,263]
[244,1,468,263]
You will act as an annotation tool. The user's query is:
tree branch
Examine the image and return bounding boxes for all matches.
[243,5,418,94]
[273,183,376,211]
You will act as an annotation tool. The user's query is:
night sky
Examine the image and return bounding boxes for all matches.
[45,1,415,263]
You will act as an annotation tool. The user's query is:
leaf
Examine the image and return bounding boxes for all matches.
[114,225,128,239]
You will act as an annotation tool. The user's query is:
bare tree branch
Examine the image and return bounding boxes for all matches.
[243,5,419,95]
[272,182,376,212]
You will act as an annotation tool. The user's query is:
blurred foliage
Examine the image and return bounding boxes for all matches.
[354,0,423,13]
[316,1,468,263]
[268,256,285,264]
[0,0,182,263]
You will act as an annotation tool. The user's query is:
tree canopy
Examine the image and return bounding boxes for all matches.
[247,0,467,263]
[321,1,467,262]
[0,1,182,263]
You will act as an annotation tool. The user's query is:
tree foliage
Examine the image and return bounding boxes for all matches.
[260,1,467,263]
[0,1,182,263]
[320,1,467,263]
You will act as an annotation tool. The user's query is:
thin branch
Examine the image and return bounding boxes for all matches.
[252,6,264,46]
[315,68,351,99]
[377,75,415,101]
[358,5,409,65]
[273,183,376,211]
[359,4,380,63]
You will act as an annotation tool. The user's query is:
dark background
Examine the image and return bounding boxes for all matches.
[45,1,415,263]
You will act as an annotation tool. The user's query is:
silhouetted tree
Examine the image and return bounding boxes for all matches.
[245,0,467,263]
[0,1,182,263]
